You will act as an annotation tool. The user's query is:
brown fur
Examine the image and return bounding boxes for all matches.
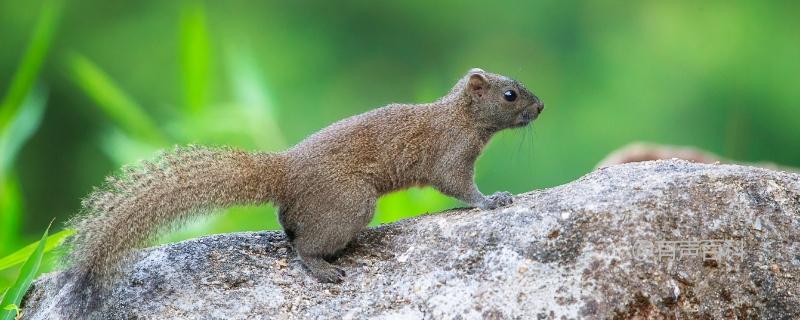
[62,68,543,314]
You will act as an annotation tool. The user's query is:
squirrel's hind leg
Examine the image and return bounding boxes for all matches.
[280,187,376,283]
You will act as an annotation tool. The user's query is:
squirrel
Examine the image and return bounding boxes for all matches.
[60,68,544,314]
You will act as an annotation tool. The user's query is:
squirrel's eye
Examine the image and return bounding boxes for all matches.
[503,90,517,102]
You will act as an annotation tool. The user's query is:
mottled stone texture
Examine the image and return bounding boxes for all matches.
[23,160,800,319]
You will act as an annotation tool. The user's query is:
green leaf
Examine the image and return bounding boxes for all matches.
[0,82,48,257]
[0,304,19,320]
[65,53,167,145]
[0,0,55,257]
[0,222,51,320]
[0,0,62,132]
[180,0,211,114]
[0,229,75,272]
[1,304,18,318]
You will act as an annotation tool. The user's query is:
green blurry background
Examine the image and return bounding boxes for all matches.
[1,0,798,285]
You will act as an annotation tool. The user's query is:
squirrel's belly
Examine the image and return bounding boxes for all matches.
[374,177,428,195]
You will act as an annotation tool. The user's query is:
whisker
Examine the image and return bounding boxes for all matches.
[516,126,527,158]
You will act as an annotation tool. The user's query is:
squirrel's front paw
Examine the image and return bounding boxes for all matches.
[480,191,513,210]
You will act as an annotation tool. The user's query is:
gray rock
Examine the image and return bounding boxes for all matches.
[22,160,800,319]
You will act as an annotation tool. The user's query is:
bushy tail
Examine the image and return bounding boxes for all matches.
[60,145,286,316]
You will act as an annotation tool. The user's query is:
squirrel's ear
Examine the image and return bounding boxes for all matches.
[467,71,489,99]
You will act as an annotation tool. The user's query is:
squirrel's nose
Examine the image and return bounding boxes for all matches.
[535,101,544,113]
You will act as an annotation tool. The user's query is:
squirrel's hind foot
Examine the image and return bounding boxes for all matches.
[302,256,345,283]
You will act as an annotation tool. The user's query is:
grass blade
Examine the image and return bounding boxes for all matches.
[0,229,75,272]
[0,305,18,319]
[180,0,211,114]
[0,222,51,320]
[0,0,62,132]
[0,0,56,257]
[0,85,48,256]
[65,53,167,145]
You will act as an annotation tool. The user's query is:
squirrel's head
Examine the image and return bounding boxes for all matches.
[458,68,544,130]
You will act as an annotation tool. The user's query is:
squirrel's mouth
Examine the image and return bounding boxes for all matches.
[512,113,534,127]
[513,104,541,127]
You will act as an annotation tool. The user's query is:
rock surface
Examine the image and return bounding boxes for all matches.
[23,160,800,319]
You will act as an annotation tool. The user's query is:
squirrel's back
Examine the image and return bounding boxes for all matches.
[286,102,468,194]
